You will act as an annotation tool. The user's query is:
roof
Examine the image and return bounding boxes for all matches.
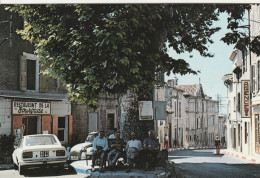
[175,84,203,97]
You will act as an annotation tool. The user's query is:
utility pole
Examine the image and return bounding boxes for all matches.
[0,15,13,47]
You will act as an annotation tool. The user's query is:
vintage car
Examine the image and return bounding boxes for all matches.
[69,131,98,161]
[12,134,68,175]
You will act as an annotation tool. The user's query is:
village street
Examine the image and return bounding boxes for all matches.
[169,149,260,178]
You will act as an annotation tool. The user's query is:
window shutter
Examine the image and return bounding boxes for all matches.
[255,64,258,92]
[258,61,260,92]
[42,115,52,134]
[39,73,49,92]
[19,55,27,91]
[52,115,58,137]
[68,115,73,143]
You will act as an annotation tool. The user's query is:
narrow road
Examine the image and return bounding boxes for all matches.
[169,149,260,178]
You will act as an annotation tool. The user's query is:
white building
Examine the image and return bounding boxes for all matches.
[156,78,220,149]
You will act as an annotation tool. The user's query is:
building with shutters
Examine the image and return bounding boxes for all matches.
[156,78,219,149]
[222,5,260,162]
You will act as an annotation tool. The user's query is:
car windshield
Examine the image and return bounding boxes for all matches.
[25,135,58,146]
[86,134,96,142]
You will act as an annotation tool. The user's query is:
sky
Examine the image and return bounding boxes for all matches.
[165,13,248,114]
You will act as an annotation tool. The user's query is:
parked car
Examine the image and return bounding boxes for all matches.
[69,131,98,161]
[12,134,68,175]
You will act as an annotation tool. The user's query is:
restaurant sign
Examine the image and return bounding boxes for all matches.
[241,80,250,118]
[12,101,51,115]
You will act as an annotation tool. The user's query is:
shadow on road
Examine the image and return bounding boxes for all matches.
[169,149,260,178]
[169,149,225,158]
[174,162,260,178]
[22,166,77,177]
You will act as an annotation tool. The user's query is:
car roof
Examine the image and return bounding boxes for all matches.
[23,134,55,138]
[89,132,98,135]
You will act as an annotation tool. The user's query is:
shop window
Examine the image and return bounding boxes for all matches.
[58,117,65,141]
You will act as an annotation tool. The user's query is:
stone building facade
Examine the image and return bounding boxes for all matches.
[223,5,260,162]
[156,78,220,149]
[0,6,118,144]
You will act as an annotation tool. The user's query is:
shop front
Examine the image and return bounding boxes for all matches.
[11,100,73,144]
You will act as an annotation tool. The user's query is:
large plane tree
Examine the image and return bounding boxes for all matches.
[6,4,251,106]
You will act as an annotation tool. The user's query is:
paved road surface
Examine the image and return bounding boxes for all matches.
[169,149,260,178]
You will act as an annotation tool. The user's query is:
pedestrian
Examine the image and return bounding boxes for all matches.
[107,131,124,170]
[91,130,108,172]
[215,136,221,154]
[143,130,160,171]
[164,134,169,150]
[125,132,142,173]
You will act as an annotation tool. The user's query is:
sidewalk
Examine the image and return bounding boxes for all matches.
[70,160,175,178]
[168,146,216,152]
[225,149,260,164]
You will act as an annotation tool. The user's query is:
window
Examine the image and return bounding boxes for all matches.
[58,117,65,141]
[175,101,177,117]
[27,59,36,90]
[237,93,240,113]
[251,65,256,93]
[107,114,115,130]
[19,52,39,91]
[245,122,248,144]
[256,115,260,153]
[256,61,260,91]
[238,124,240,146]
[179,102,181,117]
[242,49,247,73]
[233,97,236,112]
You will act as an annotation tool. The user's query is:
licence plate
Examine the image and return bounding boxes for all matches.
[40,151,49,157]
[71,155,78,160]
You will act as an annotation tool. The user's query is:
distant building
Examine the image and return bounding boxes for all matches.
[156,78,220,149]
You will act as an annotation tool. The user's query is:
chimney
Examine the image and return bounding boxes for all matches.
[174,77,178,85]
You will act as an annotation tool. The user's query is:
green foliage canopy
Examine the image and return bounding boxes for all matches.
[6,4,249,106]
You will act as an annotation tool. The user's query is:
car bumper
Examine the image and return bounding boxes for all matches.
[20,158,67,166]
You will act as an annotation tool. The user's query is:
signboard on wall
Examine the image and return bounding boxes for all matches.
[12,101,51,115]
[138,101,153,120]
[241,80,250,118]
[154,101,166,120]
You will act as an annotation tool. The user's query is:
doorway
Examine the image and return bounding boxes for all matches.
[22,116,38,135]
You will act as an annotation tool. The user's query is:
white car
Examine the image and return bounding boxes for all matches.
[69,132,98,161]
[12,134,68,175]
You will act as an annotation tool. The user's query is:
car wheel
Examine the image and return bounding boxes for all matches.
[13,163,18,170]
[56,163,64,171]
[18,164,25,175]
